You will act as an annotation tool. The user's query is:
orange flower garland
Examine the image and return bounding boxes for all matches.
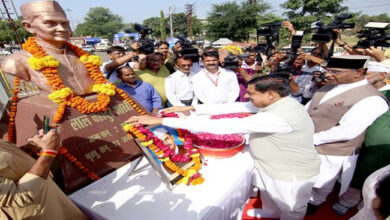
[59,147,100,180]
[7,77,20,142]
[6,37,147,181]
[123,124,204,186]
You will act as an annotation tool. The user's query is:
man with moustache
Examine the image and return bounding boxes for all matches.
[305,56,389,215]
[165,57,196,106]
[191,51,239,104]
[135,52,170,105]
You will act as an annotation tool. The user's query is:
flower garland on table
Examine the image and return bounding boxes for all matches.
[210,112,252,120]
[7,37,147,181]
[122,123,204,186]
[160,112,251,149]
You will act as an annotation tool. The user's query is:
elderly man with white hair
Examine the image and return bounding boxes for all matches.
[332,61,390,218]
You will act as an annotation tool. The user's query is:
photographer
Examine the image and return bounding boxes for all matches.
[102,45,147,83]
[165,41,182,73]
[333,29,366,56]
[156,41,170,62]
[135,52,170,105]
[220,52,253,102]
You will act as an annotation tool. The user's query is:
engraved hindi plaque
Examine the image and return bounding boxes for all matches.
[8,93,147,193]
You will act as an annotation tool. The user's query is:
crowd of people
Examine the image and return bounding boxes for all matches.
[118,24,390,220]
[0,1,389,219]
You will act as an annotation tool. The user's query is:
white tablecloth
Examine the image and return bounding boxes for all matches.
[69,147,255,220]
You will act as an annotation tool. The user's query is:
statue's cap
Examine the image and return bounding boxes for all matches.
[21,1,66,19]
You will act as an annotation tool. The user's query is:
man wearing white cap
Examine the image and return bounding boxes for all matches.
[331,61,390,217]
[305,56,389,215]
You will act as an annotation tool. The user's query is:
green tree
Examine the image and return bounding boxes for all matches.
[281,0,348,32]
[142,13,204,39]
[143,17,161,38]
[206,1,270,41]
[123,23,136,33]
[160,11,167,40]
[0,19,31,45]
[74,7,123,40]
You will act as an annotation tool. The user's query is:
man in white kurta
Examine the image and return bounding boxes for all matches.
[165,57,196,106]
[305,56,389,214]
[191,51,240,104]
[128,75,320,220]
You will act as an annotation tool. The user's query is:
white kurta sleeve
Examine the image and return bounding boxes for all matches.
[163,112,293,134]
[165,76,185,106]
[191,76,211,104]
[194,102,258,115]
[227,72,240,103]
[313,96,389,145]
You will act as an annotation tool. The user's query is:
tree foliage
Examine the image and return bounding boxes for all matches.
[0,19,31,45]
[74,7,123,40]
[206,1,270,41]
[142,13,203,39]
[281,0,348,32]
[123,22,136,33]
[160,11,167,40]
[143,17,161,38]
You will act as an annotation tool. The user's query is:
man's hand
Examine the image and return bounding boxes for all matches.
[173,44,182,53]
[365,46,386,62]
[297,53,324,64]
[27,129,60,151]
[163,106,195,113]
[332,29,343,45]
[282,21,296,35]
[126,115,163,125]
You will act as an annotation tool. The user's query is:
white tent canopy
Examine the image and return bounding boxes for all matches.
[212,38,233,47]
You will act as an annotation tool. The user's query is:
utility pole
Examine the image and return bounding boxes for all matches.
[185,3,193,40]
[169,5,174,38]
[65,9,75,31]
[1,0,22,46]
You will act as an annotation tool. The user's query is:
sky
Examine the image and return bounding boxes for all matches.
[9,0,390,29]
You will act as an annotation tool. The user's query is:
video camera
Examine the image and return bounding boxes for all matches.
[274,31,304,73]
[255,21,282,57]
[223,53,251,70]
[312,13,355,43]
[355,22,390,48]
[176,35,199,62]
[135,23,155,54]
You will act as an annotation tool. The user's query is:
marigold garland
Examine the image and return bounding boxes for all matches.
[7,77,20,142]
[123,124,204,186]
[59,146,100,180]
[21,37,147,124]
[6,37,148,181]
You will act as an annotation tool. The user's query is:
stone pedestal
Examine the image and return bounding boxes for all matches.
[10,93,148,193]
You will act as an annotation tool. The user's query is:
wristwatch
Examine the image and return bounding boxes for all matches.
[339,42,346,47]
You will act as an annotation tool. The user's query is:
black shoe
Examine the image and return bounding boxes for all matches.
[306,203,320,216]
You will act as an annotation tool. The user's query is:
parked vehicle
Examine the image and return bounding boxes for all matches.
[82,45,95,52]
[0,49,11,55]
[95,42,113,52]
